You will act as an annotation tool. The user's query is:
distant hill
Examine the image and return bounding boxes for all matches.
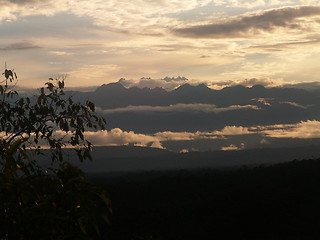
[60,145,320,173]
[99,158,320,240]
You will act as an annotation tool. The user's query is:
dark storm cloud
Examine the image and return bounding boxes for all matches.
[0,41,41,51]
[173,6,320,38]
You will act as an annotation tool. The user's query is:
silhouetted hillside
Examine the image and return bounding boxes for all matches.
[95,158,320,239]
[63,145,320,173]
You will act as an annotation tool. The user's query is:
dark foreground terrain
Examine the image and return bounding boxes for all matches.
[91,158,320,240]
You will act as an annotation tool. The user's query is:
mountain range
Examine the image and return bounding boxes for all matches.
[66,82,320,134]
[69,82,320,109]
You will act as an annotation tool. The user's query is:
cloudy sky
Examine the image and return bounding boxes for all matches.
[1,0,320,88]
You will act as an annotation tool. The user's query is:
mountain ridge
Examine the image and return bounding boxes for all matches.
[86,82,319,109]
[63,144,320,173]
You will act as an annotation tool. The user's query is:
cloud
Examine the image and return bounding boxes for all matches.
[180,148,199,153]
[221,143,245,151]
[82,126,254,147]
[214,126,251,136]
[260,138,270,144]
[97,103,260,114]
[154,126,252,142]
[0,41,40,51]
[251,98,310,109]
[7,0,44,5]
[118,77,187,90]
[59,121,320,148]
[258,120,320,139]
[208,78,283,89]
[251,98,273,106]
[0,0,212,34]
[249,38,320,51]
[279,101,308,109]
[83,128,164,149]
[154,131,218,141]
[173,6,320,38]
[235,78,278,87]
[18,125,253,149]
[209,78,320,92]
[10,121,320,151]
[31,128,165,149]
[282,81,320,91]
[49,51,73,56]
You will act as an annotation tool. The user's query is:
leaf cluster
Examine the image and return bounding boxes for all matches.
[0,162,112,239]
[0,70,111,239]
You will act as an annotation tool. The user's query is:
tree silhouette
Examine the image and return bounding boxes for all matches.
[0,69,111,239]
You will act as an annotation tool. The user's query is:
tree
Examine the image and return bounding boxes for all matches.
[0,68,111,239]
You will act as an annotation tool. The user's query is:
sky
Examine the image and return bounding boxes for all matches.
[1,0,320,89]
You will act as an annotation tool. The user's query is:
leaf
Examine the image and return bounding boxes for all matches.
[7,138,28,157]
[100,192,111,207]
[77,217,87,235]
[101,214,111,225]
[47,82,54,91]
[4,69,13,79]
[19,148,30,161]
[86,101,95,112]
[59,119,64,129]
[37,96,42,105]
[58,81,64,89]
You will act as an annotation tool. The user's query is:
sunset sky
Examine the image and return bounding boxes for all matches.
[1,0,320,88]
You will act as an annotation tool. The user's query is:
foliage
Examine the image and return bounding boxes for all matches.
[103,159,320,240]
[0,69,111,239]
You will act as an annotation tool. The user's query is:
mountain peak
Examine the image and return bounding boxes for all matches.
[251,85,266,90]
[175,83,193,90]
[196,83,210,90]
[95,82,126,93]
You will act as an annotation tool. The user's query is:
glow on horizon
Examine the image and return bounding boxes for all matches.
[1,0,320,88]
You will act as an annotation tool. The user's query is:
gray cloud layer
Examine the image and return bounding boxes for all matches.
[8,0,41,4]
[53,120,320,150]
[7,121,320,151]
[173,6,320,38]
[0,41,40,51]
[97,103,260,114]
